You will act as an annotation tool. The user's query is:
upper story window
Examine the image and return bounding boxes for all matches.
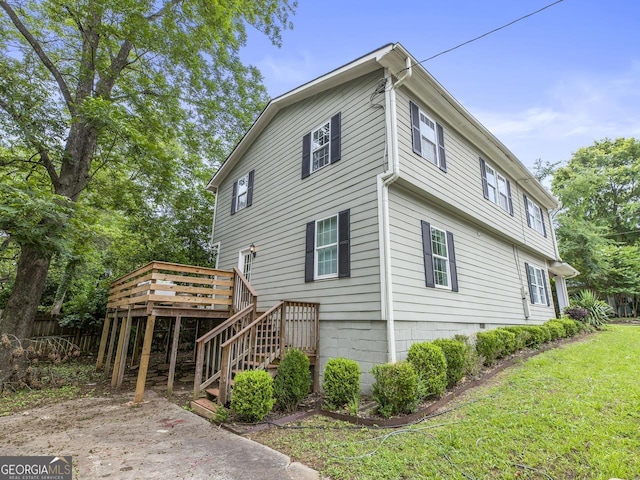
[231,169,254,215]
[301,113,341,179]
[421,220,459,291]
[524,195,547,237]
[410,101,447,172]
[305,209,350,282]
[525,263,549,306]
[480,158,513,215]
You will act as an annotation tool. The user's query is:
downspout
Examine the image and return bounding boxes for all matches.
[378,56,412,363]
[209,187,219,268]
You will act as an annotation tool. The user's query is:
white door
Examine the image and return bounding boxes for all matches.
[238,248,253,282]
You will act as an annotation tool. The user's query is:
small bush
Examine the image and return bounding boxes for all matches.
[503,326,532,350]
[571,319,586,333]
[407,342,447,398]
[520,326,547,347]
[539,324,553,343]
[572,290,613,328]
[323,358,361,410]
[544,320,565,340]
[494,329,517,356]
[371,361,418,418]
[230,370,275,422]
[432,339,466,388]
[557,318,579,336]
[273,348,311,413]
[564,306,588,322]
[453,334,483,378]
[475,331,501,365]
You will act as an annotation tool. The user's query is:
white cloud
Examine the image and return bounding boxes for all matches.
[471,64,640,166]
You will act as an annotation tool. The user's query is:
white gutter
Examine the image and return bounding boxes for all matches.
[378,56,412,363]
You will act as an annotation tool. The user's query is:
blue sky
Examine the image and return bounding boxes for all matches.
[240,0,640,172]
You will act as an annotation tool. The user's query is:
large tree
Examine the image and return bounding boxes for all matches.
[0,0,295,341]
[552,138,640,311]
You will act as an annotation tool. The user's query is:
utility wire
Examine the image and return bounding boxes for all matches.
[398,0,566,73]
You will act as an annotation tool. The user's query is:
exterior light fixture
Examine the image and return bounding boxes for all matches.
[250,244,256,257]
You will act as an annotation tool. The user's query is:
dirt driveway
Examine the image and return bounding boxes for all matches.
[0,390,318,479]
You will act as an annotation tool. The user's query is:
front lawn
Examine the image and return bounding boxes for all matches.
[251,325,640,479]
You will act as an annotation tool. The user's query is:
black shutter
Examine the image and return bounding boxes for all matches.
[304,221,315,282]
[480,158,489,199]
[301,133,311,179]
[410,101,422,156]
[230,180,238,215]
[542,270,551,306]
[542,209,548,238]
[524,195,531,227]
[524,262,534,303]
[421,221,435,288]
[506,179,514,216]
[338,209,350,278]
[446,231,458,292]
[330,113,341,164]
[246,169,255,207]
[436,122,446,172]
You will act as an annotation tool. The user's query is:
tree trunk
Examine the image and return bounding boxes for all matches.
[0,244,52,339]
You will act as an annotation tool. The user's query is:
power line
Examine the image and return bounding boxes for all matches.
[400,0,566,72]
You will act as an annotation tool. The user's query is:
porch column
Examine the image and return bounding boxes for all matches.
[555,275,570,312]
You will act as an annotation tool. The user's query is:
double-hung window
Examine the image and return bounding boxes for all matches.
[231,170,255,215]
[525,263,550,306]
[421,221,458,291]
[524,195,547,236]
[480,158,513,215]
[305,210,350,281]
[410,101,447,172]
[301,113,341,179]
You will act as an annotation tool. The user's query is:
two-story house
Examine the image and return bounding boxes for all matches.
[206,43,578,390]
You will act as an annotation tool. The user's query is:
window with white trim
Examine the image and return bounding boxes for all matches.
[410,101,447,172]
[527,264,548,305]
[315,215,338,279]
[312,121,330,173]
[480,158,513,215]
[431,227,450,288]
[235,174,249,211]
[526,198,545,235]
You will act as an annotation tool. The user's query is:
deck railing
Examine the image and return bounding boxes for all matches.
[217,300,319,404]
[193,304,255,397]
[106,261,234,312]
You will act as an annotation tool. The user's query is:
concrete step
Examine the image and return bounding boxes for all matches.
[190,398,218,420]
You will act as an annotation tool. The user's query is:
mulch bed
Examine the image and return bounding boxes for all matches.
[223,333,591,435]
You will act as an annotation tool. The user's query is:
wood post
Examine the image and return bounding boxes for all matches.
[130,317,141,368]
[167,315,181,395]
[111,309,129,386]
[116,307,133,388]
[279,302,287,356]
[193,336,205,399]
[96,313,112,371]
[134,315,156,403]
[219,344,230,405]
[103,308,119,377]
[192,319,200,362]
[313,304,320,392]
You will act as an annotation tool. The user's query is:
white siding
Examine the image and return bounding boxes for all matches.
[214,70,387,321]
[395,87,557,260]
[388,185,556,329]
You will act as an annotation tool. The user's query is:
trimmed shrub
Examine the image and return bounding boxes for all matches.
[230,370,275,422]
[407,342,447,398]
[503,326,532,351]
[475,331,501,365]
[557,318,579,336]
[323,358,361,410]
[274,348,311,413]
[432,339,466,387]
[539,324,553,343]
[544,320,565,340]
[494,329,517,356]
[453,334,483,378]
[520,326,547,347]
[563,306,588,322]
[371,361,418,418]
[572,319,586,333]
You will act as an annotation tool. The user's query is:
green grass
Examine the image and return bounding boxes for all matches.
[0,361,101,416]
[251,325,640,479]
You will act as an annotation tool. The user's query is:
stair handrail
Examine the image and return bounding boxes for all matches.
[232,267,258,314]
[193,304,255,398]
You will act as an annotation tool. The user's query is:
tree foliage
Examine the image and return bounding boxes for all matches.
[0,0,296,341]
[552,138,640,316]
